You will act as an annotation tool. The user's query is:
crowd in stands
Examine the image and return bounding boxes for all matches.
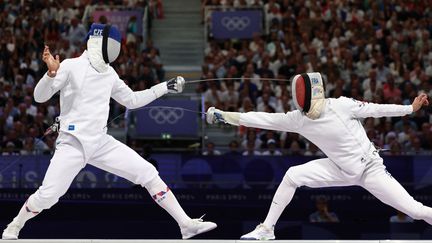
[199,0,432,156]
[0,0,162,155]
[2,0,432,156]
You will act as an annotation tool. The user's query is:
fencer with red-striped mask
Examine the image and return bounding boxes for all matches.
[207,72,432,240]
[2,23,216,240]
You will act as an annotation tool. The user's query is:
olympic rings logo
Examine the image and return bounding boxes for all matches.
[149,107,184,124]
[221,16,250,31]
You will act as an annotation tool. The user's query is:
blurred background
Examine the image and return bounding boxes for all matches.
[0,0,432,240]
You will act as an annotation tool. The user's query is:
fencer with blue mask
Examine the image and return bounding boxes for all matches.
[207,72,432,240]
[2,23,216,240]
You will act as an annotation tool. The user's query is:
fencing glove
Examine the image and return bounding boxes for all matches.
[167,76,185,93]
[206,107,240,126]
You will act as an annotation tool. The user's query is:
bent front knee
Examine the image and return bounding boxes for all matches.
[28,186,69,211]
[28,193,60,211]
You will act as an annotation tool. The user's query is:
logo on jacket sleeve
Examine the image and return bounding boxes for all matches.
[68,125,75,131]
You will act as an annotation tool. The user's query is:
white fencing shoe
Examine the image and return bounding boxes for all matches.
[240,223,275,240]
[2,220,22,240]
[180,215,217,239]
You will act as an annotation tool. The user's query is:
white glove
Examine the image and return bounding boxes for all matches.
[167,76,185,93]
[206,107,240,126]
[206,107,226,124]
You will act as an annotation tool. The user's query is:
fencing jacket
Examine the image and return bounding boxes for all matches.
[238,97,413,179]
[34,51,168,160]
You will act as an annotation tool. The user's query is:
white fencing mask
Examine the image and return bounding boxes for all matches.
[291,72,326,119]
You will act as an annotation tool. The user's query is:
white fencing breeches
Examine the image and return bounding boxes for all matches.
[27,133,158,211]
[285,157,432,223]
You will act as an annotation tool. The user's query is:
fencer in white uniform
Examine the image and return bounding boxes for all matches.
[2,23,216,240]
[207,72,432,240]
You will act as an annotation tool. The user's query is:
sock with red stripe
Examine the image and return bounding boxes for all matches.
[13,200,40,227]
[144,176,191,227]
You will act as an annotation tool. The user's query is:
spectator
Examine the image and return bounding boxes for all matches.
[276,93,292,113]
[241,63,261,89]
[363,77,381,102]
[24,95,37,117]
[225,140,241,155]
[383,74,402,103]
[376,54,390,83]
[263,0,281,34]
[410,62,425,86]
[256,92,276,112]
[389,140,403,155]
[418,123,432,150]
[204,81,223,109]
[242,128,262,150]
[257,55,274,78]
[64,18,87,52]
[143,39,160,56]
[239,97,255,113]
[203,142,222,156]
[259,130,280,149]
[389,52,405,79]
[126,16,138,44]
[362,69,382,93]
[28,127,49,154]
[406,137,425,155]
[242,139,261,156]
[261,139,282,156]
[21,137,36,155]
[221,81,239,111]
[249,32,263,53]
[2,141,20,155]
[309,197,339,223]
[2,130,23,153]
[274,76,289,98]
[394,116,418,133]
[281,133,306,153]
[355,52,371,79]
[287,140,303,156]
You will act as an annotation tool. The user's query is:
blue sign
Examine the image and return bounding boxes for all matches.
[211,10,263,39]
[135,99,199,137]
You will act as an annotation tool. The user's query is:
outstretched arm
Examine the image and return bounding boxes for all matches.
[206,107,302,132]
[34,46,69,103]
[111,76,185,109]
[349,94,428,118]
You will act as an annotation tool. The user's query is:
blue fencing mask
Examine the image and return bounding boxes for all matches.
[86,23,121,72]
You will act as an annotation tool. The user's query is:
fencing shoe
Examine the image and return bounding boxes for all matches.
[180,215,217,239]
[240,223,275,240]
[2,220,22,240]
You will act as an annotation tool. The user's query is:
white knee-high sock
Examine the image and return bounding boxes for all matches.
[12,200,40,227]
[144,176,191,227]
[262,176,297,229]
